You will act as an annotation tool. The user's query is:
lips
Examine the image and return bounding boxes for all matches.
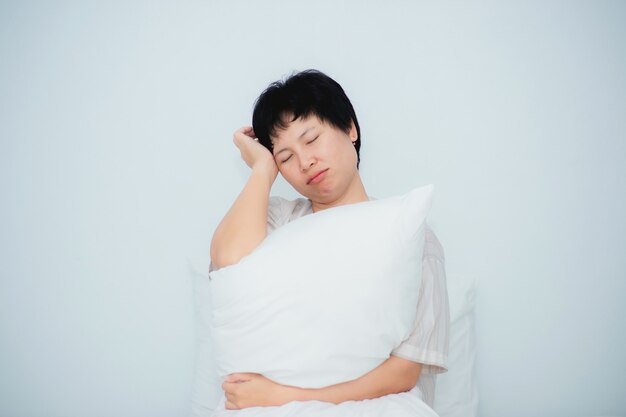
[307,169,328,185]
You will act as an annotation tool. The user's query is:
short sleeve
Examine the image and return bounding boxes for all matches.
[209,196,294,274]
[267,196,290,234]
[267,196,313,234]
[391,226,450,375]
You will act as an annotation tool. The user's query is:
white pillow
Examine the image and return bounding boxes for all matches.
[206,184,433,391]
[433,273,479,417]
[188,268,480,417]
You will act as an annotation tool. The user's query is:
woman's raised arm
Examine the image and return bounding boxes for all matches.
[210,126,278,270]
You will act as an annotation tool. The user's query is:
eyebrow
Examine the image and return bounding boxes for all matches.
[274,126,316,156]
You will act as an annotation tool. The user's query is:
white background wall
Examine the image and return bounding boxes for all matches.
[1,1,624,417]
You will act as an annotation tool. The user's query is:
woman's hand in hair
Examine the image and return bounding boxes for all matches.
[210,127,277,270]
[233,126,278,181]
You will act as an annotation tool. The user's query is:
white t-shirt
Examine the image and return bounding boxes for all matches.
[265,195,450,408]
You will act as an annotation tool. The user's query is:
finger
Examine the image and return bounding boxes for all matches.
[233,131,258,146]
[235,126,254,136]
[235,126,252,133]
[226,373,247,382]
[221,381,236,392]
[225,400,239,410]
[225,373,240,382]
[225,392,237,405]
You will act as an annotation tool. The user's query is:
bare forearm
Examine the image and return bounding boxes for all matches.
[286,378,392,404]
[283,356,422,404]
[210,165,275,269]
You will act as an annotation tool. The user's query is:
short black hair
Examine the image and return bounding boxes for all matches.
[252,69,362,168]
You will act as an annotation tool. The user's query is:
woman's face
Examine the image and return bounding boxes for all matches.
[271,114,360,206]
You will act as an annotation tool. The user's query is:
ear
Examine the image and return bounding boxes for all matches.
[349,120,358,142]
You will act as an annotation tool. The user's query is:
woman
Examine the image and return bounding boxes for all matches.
[210,69,449,411]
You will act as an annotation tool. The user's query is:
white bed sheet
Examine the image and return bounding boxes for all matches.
[209,389,438,417]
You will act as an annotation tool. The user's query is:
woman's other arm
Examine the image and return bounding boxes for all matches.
[223,356,421,409]
[285,355,422,403]
[210,126,278,270]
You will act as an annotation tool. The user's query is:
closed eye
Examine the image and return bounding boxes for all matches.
[281,154,293,163]
[307,136,319,144]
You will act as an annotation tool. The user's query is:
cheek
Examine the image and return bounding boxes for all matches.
[278,165,298,183]
[336,142,358,166]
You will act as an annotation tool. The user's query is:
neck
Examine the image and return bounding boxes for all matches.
[310,174,369,213]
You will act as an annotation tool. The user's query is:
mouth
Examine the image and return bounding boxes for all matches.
[307,169,329,185]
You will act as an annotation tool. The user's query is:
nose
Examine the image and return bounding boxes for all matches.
[300,151,315,172]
